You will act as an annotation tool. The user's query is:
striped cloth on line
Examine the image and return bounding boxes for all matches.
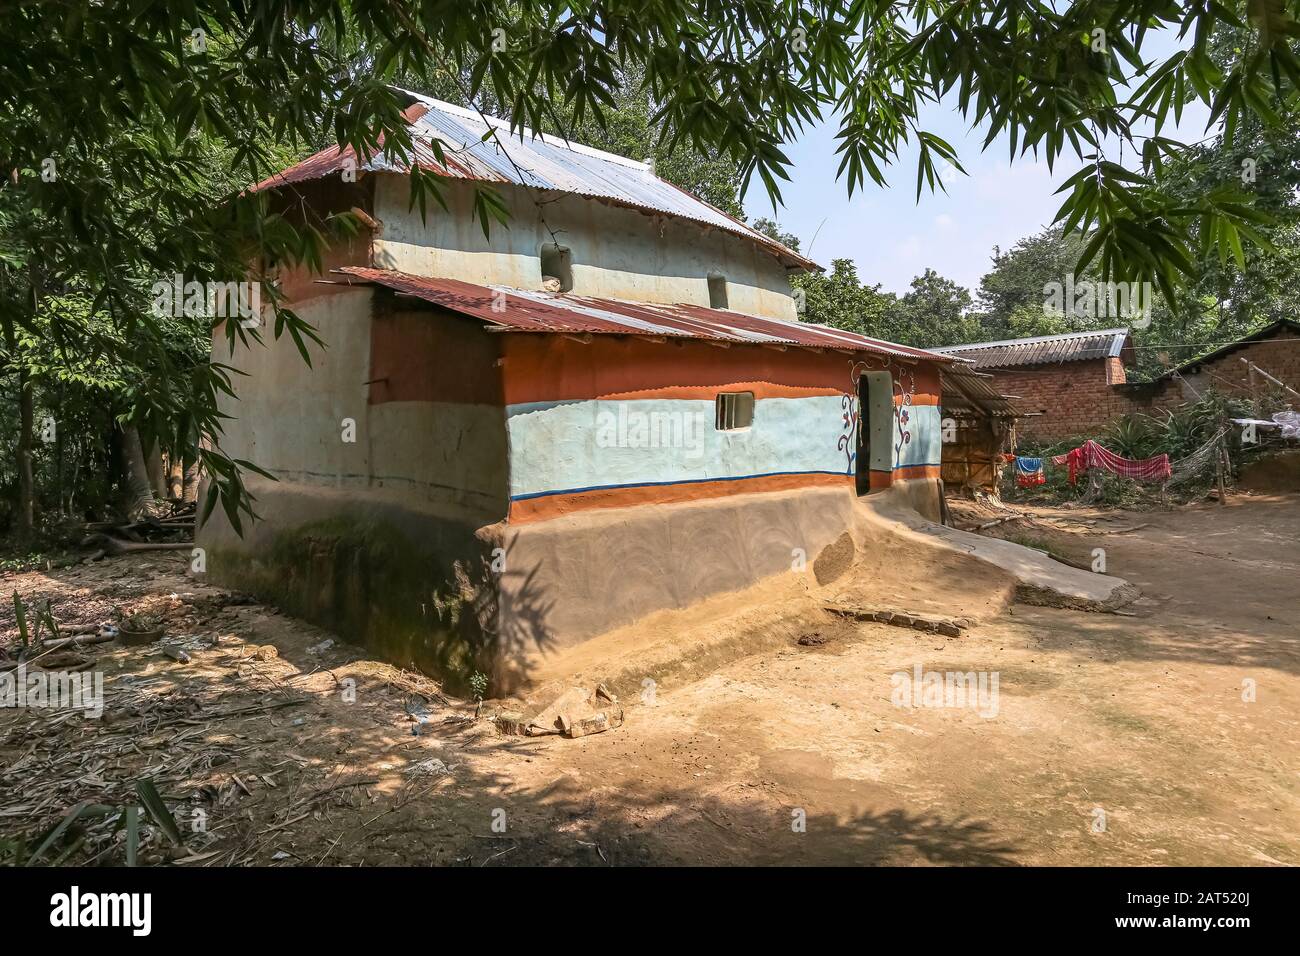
[1050,440,1171,485]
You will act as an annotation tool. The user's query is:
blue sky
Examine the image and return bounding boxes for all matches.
[742,84,1212,298]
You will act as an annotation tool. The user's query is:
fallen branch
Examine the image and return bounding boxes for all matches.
[296,779,379,808]
[35,631,116,652]
[80,533,193,556]
[974,514,1026,531]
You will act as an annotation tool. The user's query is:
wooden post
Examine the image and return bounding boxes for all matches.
[1215,441,1227,505]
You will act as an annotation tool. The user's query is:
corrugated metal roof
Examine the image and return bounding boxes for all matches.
[332,267,955,362]
[941,363,1024,417]
[253,91,817,271]
[931,328,1131,369]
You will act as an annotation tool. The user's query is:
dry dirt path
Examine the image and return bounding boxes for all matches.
[2,495,1297,865]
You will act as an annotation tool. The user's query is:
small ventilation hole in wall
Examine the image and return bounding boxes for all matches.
[715,391,754,430]
[540,243,573,293]
[708,273,728,309]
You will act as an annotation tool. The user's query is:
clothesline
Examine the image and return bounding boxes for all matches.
[1048,440,1172,485]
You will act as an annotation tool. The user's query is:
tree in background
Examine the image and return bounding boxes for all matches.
[750,217,803,253]
[797,259,901,337]
[892,269,981,348]
[2,0,1298,538]
[977,228,1093,339]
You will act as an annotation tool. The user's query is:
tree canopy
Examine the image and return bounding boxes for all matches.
[3,0,1299,534]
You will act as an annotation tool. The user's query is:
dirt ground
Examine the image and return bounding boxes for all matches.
[2,494,1297,866]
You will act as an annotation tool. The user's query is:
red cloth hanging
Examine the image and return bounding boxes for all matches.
[1050,440,1171,485]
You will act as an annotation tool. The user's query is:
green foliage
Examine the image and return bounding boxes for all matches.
[2,781,182,867]
[1103,415,1160,460]
[976,227,1100,338]
[10,591,62,650]
[789,258,899,335]
[469,671,489,703]
[891,269,981,348]
[750,218,801,252]
[2,0,1299,535]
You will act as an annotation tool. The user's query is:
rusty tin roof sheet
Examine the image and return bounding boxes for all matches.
[941,363,1024,417]
[332,267,955,362]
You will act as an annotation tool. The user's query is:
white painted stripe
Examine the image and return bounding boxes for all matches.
[506,396,854,499]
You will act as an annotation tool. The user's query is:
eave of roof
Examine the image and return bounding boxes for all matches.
[251,91,819,273]
[940,363,1024,418]
[329,267,955,363]
[1150,318,1300,381]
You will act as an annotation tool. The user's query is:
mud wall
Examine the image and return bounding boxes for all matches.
[200,290,514,688]
[501,335,944,522]
[494,479,943,682]
[371,175,799,321]
[200,480,508,688]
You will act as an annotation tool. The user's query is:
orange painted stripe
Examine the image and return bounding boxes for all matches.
[892,464,941,481]
[509,472,853,523]
[560,382,846,401]
[868,464,941,489]
[502,334,894,405]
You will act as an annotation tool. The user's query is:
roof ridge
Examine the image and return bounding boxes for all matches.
[395,88,653,172]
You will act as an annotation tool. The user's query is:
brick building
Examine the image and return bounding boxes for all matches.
[933,329,1146,441]
[934,321,1300,444]
[1145,318,1300,403]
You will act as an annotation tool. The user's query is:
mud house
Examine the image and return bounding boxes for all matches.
[198,91,958,687]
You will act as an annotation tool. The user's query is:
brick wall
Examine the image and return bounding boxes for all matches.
[1173,327,1300,401]
[987,359,1179,443]
[987,328,1300,443]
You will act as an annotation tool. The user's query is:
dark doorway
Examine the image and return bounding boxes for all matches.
[855,375,870,496]
[855,370,892,496]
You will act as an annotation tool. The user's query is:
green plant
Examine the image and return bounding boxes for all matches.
[4,779,182,867]
[469,671,489,702]
[1103,415,1158,460]
[10,592,60,650]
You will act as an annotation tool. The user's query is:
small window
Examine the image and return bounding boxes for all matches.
[540,243,573,292]
[708,273,728,309]
[716,391,754,430]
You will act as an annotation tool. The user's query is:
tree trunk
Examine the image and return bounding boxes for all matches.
[182,458,201,503]
[167,458,184,499]
[2,311,35,541]
[120,425,155,517]
[14,364,35,539]
[143,437,167,498]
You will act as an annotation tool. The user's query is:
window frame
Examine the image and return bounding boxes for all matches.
[715,390,755,431]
